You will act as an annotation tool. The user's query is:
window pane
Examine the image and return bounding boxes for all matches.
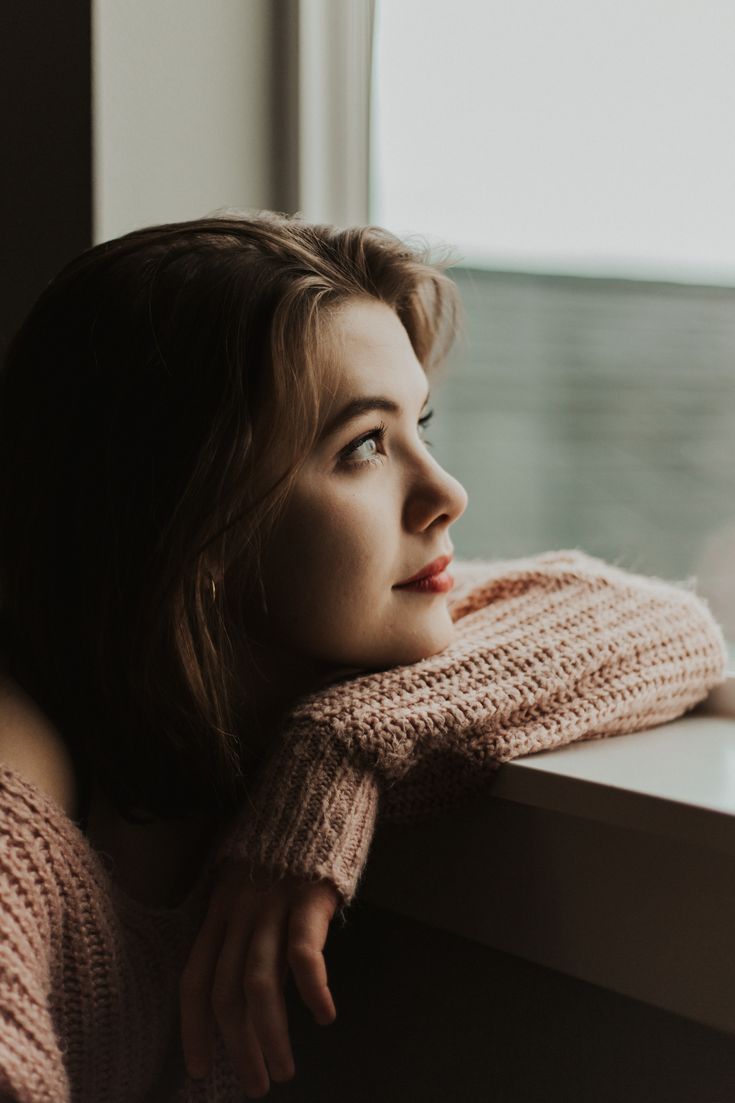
[373,0,735,284]
[372,1,735,642]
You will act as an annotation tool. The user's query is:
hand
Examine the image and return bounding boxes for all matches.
[179,858,340,1098]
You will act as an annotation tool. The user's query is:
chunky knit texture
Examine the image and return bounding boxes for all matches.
[218,549,730,909]
[0,764,246,1102]
[0,550,729,1100]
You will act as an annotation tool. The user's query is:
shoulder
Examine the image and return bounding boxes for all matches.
[0,675,78,822]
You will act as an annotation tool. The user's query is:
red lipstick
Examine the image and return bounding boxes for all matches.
[395,554,454,593]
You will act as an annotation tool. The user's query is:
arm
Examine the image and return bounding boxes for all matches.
[213,725,380,913]
[218,548,729,901]
[207,555,529,905]
[183,547,728,1091]
[690,666,735,718]
[178,738,378,1091]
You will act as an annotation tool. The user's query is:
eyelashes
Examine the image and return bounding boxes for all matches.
[342,409,435,469]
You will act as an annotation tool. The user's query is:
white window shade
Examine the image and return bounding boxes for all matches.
[372,0,735,285]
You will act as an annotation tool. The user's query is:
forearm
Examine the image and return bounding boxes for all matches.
[214,726,380,912]
[214,549,729,905]
[281,549,728,778]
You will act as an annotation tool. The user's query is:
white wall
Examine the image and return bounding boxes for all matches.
[92,0,274,243]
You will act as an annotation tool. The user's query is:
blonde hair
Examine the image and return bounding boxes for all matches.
[0,210,463,822]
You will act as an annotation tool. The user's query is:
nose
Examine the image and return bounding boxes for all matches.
[403,452,468,533]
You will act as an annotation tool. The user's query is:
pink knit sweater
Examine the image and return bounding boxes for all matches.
[0,550,729,1101]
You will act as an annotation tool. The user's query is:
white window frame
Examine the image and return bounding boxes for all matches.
[279,0,375,226]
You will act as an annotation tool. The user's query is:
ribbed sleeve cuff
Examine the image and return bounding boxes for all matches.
[214,725,380,910]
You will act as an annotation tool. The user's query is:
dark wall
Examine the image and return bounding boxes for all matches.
[0,2,92,355]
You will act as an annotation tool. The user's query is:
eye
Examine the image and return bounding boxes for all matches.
[419,407,434,445]
[341,421,387,469]
[341,409,435,470]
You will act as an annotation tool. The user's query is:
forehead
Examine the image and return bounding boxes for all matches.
[323,299,427,400]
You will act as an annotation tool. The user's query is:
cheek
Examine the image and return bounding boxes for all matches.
[259,493,395,643]
[252,489,456,669]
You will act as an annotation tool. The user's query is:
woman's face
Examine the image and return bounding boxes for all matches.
[244,298,469,688]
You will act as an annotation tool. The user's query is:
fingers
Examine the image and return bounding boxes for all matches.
[209,901,273,1095]
[179,898,228,1079]
[244,907,296,1083]
[287,894,338,1025]
[180,870,340,1097]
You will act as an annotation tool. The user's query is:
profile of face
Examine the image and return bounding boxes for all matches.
[242,298,468,693]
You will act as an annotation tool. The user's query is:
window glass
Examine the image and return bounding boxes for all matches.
[371,0,735,645]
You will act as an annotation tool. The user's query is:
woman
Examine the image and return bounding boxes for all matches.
[0,211,728,1101]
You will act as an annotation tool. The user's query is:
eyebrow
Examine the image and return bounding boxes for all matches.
[319,383,432,442]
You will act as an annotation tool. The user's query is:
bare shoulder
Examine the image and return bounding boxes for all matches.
[0,675,78,821]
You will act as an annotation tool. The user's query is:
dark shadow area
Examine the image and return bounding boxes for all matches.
[275,899,735,1102]
[0,2,92,354]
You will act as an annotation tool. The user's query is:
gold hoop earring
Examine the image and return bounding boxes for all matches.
[208,574,217,602]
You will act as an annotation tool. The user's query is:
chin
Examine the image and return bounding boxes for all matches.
[388,621,456,668]
[319,604,456,673]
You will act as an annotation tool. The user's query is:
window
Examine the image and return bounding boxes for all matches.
[371,0,735,645]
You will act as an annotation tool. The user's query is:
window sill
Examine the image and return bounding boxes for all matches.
[361,709,735,1037]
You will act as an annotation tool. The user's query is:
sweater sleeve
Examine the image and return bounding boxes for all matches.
[214,729,380,915]
[217,549,729,907]
[378,547,730,821]
[0,769,71,1103]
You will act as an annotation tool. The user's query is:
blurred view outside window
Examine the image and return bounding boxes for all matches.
[371,0,735,644]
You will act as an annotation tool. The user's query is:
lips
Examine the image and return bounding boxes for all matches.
[395,554,453,587]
